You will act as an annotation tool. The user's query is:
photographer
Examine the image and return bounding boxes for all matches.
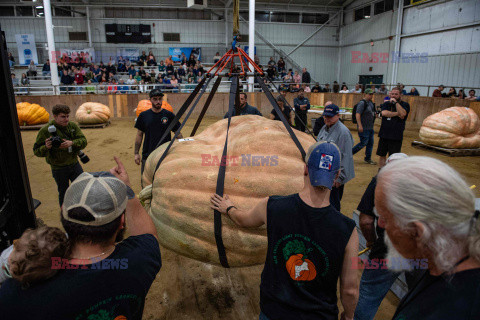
[376,87,410,167]
[33,104,87,206]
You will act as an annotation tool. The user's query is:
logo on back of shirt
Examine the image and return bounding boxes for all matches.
[319,154,333,171]
[161,117,168,124]
[273,234,330,284]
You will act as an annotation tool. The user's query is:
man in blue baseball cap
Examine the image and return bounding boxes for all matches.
[317,104,355,212]
[210,141,359,320]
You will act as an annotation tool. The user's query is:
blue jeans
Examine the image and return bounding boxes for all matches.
[352,129,374,161]
[259,312,270,320]
[51,162,83,206]
[354,262,400,320]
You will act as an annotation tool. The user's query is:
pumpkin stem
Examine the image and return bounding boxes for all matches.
[87,110,91,114]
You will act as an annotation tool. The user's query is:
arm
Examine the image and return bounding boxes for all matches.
[71,124,87,150]
[395,102,407,119]
[109,156,158,240]
[359,213,376,245]
[33,129,50,157]
[340,229,359,320]
[355,113,363,132]
[305,99,311,111]
[210,194,268,228]
[134,129,144,165]
[269,113,275,120]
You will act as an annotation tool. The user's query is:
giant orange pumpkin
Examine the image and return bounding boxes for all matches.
[419,107,480,149]
[139,115,315,267]
[16,102,49,126]
[135,99,174,117]
[286,254,317,281]
[75,102,111,124]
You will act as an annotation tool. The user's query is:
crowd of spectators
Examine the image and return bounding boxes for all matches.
[432,85,480,101]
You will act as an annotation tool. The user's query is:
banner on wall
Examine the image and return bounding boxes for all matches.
[59,48,95,64]
[169,47,202,62]
[15,34,38,65]
[116,48,140,62]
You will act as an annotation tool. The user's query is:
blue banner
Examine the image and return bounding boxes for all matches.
[169,47,202,62]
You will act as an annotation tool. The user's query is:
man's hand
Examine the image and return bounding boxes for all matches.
[45,138,52,149]
[340,311,353,320]
[134,154,141,165]
[333,181,341,188]
[59,139,73,149]
[358,125,363,133]
[110,156,131,187]
[210,194,235,214]
[389,98,397,104]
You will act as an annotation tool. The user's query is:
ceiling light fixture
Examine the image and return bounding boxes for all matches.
[36,6,43,9]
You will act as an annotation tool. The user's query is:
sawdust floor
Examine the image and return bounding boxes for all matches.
[21,117,480,320]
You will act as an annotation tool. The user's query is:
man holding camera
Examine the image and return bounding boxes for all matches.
[34,104,87,206]
[376,87,409,167]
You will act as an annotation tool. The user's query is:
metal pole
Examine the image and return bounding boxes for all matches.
[285,10,341,58]
[43,0,60,95]
[336,9,343,84]
[391,0,404,86]
[248,0,255,92]
[86,6,92,47]
[225,7,228,50]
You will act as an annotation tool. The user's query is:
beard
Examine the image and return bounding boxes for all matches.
[115,227,126,243]
[384,233,414,272]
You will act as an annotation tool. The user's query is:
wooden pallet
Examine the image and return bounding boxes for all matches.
[19,124,45,130]
[78,121,111,129]
[412,140,480,157]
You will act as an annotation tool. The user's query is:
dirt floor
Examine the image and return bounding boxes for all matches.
[20,116,480,320]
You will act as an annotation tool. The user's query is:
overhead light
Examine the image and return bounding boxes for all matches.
[36,6,43,9]
[365,15,371,18]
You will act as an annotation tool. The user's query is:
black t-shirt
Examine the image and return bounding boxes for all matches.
[260,194,356,320]
[393,268,480,320]
[271,106,292,125]
[378,100,410,141]
[356,176,388,260]
[135,108,181,159]
[0,234,161,320]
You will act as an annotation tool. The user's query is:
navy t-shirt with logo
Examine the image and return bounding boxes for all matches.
[0,234,161,320]
[135,108,181,159]
[260,194,356,320]
[378,100,410,141]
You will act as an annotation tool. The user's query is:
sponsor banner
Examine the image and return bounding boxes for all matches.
[169,47,202,62]
[116,48,140,62]
[59,48,95,64]
[15,34,38,65]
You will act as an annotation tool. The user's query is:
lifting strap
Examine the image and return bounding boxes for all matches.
[190,76,222,136]
[232,0,240,36]
[213,76,239,268]
[265,77,317,141]
[152,77,210,178]
[256,75,308,160]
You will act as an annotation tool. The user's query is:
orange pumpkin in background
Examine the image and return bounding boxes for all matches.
[135,99,174,117]
[16,102,49,126]
[419,107,480,149]
[286,254,317,281]
[75,102,111,124]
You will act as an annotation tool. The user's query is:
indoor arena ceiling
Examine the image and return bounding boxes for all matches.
[8,0,346,11]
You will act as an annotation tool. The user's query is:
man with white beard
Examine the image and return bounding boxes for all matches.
[354,153,409,320]
[375,156,480,320]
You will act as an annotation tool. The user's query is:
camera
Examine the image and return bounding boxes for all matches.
[78,151,90,164]
[47,125,62,148]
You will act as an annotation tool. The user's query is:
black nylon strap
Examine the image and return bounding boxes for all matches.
[256,75,308,160]
[266,77,317,140]
[190,76,222,136]
[153,77,206,151]
[153,77,211,176]
[214,76,239,268]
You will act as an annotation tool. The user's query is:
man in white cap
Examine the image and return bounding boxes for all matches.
[354,153,409,320]
[211,141,359,320]
[0,157,161,320]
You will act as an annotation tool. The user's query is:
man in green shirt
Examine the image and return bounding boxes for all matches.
[33,104,87,206]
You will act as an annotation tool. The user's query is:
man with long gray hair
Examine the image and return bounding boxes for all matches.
[375,156,480,320]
